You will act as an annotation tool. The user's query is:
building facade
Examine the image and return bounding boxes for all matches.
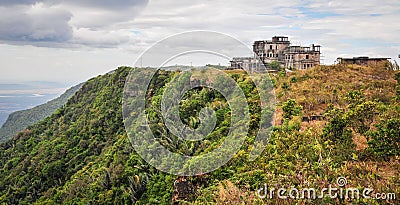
[284,44,321,70]
[253,36,290,66]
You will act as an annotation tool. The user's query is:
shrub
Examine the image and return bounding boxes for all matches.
[367,118,400,159]
[282,99,302,119]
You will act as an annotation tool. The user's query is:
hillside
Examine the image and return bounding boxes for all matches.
[0,65,399,204]
[0,83,83,143]
[274,63,397,116]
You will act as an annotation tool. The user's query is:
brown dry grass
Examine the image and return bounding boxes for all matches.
[274,64,397,116]
[215,180,257,205]
[353,133,368,151]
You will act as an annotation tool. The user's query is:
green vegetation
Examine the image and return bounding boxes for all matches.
[269,60,281,71]
[282,98,302,119]
[0,83,83,143]
[0,64,399,204]
[395,72,400,100]
[367,117,400,159]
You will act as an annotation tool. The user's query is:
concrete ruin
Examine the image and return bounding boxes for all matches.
[336,56,391,66]
[229,57,259,71]
[230,36,321,70]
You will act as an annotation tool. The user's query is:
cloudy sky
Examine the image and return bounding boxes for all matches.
[0,0,399,86]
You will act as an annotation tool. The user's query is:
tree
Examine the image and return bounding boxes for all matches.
[367,118,400,159]
[282,99,302,119]
[344,101,377,135]
[322,107,349,141]
[345,90,365,109]
[322,107,354,162]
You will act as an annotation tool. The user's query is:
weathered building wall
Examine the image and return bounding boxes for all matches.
[253,36,290,65]
[284,45,321,70]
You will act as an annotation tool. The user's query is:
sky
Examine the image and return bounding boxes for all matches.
[0,0,399,86]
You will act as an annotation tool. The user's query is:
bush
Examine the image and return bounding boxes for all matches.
[367,118,400,159]
[269,60,280,71]
[290,76,297,83]
[322,107,355,162]
[282,99,302,119]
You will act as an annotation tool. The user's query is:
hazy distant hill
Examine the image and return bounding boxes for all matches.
[0,83,83,142]
[0,81,69,126]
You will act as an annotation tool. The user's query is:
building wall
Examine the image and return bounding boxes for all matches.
[253,37,290,65]
[263,42,290,64]
[285,51,320,70]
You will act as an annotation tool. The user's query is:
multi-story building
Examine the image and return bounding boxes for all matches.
[231,36,321,70]
[284,44,321,70]
[253,36,290,66]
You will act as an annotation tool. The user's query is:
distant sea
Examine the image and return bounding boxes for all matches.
[0,82,68,127]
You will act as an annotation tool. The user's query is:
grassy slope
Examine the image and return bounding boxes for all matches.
[274,64,396,118]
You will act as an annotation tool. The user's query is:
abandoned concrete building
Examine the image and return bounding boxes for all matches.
[253,36,291,66]
[283,44,321,70]
[230,36,321,70]
[229,57,259,71]
[336,56,391,66]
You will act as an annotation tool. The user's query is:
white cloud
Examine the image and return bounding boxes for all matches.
[0,0,148,46]
[72,28,142,47]
[0,0,399,85]
[0,4,72,42]
[307,0,400,15]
